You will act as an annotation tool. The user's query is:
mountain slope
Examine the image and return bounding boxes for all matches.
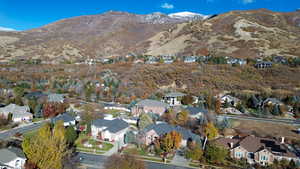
[0,9,299,62]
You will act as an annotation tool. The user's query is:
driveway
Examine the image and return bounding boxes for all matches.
[170,151,189,167]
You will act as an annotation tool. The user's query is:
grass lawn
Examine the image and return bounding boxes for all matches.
[23,129,38,138]
[104,109,120,117]
[32,118,45,122]
[75,134,113,151]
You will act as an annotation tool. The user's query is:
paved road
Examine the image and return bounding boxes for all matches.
[0,120,48,140]
[218,115,300,125]
[75,152,193,169]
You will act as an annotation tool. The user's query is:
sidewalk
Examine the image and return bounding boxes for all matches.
[171,152,189,167]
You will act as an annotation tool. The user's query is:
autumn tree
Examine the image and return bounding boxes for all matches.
[176,110,189,126]
[160,131,182,153]
[204,122,218,140]
[43,102,68,118]
[215,98,221,114]
[22,121,69,169]
[181,95,194,105]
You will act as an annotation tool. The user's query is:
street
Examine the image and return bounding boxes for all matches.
[75,152,194,169]
[0,120,48,140]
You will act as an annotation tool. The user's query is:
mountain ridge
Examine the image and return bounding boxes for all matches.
[0,9,299,62]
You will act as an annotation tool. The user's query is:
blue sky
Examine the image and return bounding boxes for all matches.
[0,0,299,30]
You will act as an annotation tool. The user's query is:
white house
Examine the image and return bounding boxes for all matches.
[0,147,26,169]
[163,92,186,106]
[0,104,33,123]
[91,118,129,144]
[220,95,241,107]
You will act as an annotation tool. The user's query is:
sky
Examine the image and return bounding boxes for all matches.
[0,0,299,31]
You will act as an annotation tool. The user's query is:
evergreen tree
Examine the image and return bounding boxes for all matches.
[65,126,77,145]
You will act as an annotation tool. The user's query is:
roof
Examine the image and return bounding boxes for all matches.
[92,118,129,133]
[143,123,201,141]
[185,107,208,115]
[52,113,75,123]
[216,135,297,158]
[165,92,186,98]
[0,147,25,163]
[136,99,169,108]
[0,104,30,115]
[24,91,47,99]
[48,93,65,102]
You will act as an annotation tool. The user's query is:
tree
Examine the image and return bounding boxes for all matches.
[65,126,77,145]
[204,122,218,140]
[34,103,43,118]
[7,112,13,122]
[105,154,145,169]
[215,98,221,114]
[176,110,189,126]
[22,122,68,169]
[185,144,203,161]
[204,144,228,164]
[137,113,154,129]
[181,95,194,105]
[160,131,182,153]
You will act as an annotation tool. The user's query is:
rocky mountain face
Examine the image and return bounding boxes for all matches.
[0,9,299,62]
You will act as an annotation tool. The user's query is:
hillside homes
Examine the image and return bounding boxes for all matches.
[131,99,169,117]
[215,135,299,166]
[91,118,129,144]
[0,104,32,123]
[163,92,186,106]
[140,123,202,147]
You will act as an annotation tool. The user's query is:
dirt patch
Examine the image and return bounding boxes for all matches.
[233,119,300,141]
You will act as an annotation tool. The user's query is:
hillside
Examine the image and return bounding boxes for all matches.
[0,9,299,62]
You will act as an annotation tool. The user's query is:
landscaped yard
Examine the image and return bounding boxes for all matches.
[75,133,113,152]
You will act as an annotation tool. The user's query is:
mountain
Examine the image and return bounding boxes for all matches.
[0,9,299,62]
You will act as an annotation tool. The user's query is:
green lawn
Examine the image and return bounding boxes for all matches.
[32,118,45,122]
[75,134,113,151]
[23,130,38,138]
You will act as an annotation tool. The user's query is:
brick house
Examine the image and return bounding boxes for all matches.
[215,135,299,166]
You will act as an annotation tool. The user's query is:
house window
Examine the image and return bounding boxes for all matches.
[235,152,243,158]
[260,155,268,161]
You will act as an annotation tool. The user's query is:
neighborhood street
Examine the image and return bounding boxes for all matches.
[0,120,48,140]
[75,152,194,169]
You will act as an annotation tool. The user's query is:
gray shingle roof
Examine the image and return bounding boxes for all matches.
[136,99,169,108]
[0,147,25,163]
[52,113,75,124]
[143,123,201,141]
[92,119,129,133]
[185,107,208,115]
[48,93,65,102]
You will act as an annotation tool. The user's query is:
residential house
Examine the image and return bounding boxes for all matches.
[47,93,65,103]
[141,123,202,147]
[0,104,33,123]
[222,107,243,115]
[220,94,241,107]
[163,92,186,106]
[184,56,197,63]
[215,135,299,166]
[91,118,129,144]
[255,61,273,69]
[145,56,158,64]
[227,58,247,65]
[131,99,169,117]
[0,147,26,169]
[272,56,287,64]
[51,113,76,127]
[185,107,208,119]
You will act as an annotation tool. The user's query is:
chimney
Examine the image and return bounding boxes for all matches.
[230,142,234,148]
[280,137,285,144]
